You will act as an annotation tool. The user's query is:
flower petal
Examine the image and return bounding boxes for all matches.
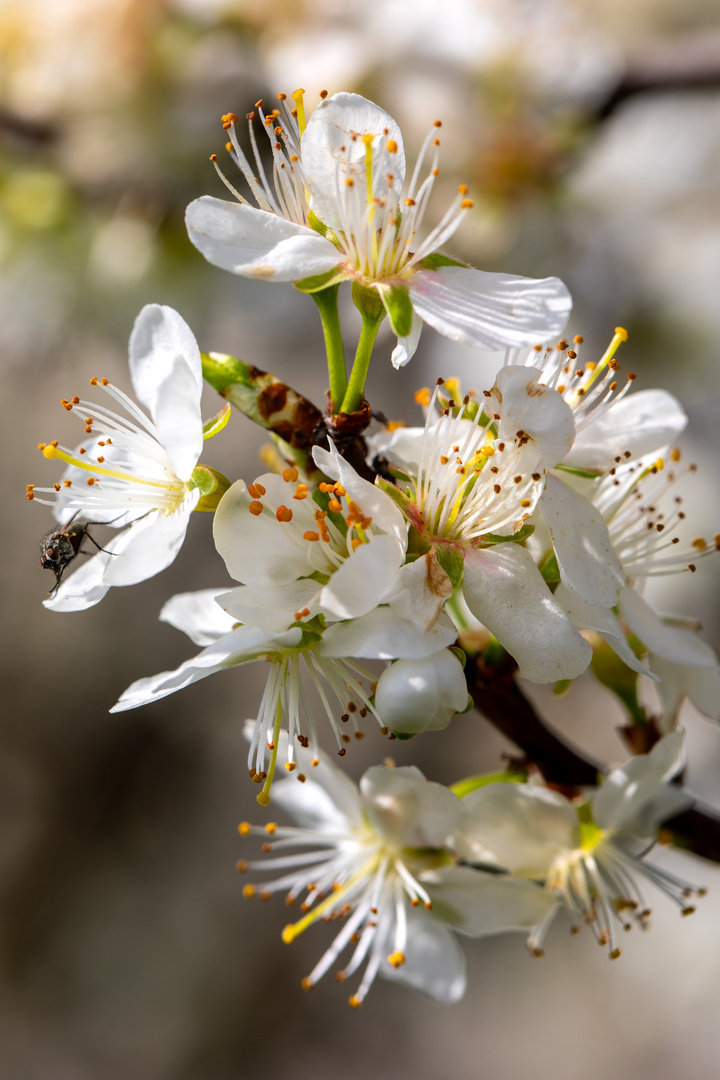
[462,544,592,682]
[110,625,303,711]
[220,580,319,633]
[302,92,405,233]
[423,864,560,937]
[129,304,203,480]
[650,651,720,732]
[566,389,688,471]
[318,534,405,619]
[540,473,625,607]
[380,904,466,1004]
[318,607,457,660]
[374,650,468,734]
[42,549,113,612]
[390,308,423,370]
[312,441,407,544]
[493,366,575,467]
[386,551,453,631]
[554,583,654,678]
[185,197,343,282]
[592,731,691,837]
[160,588,238,645]
[102,491,199,586]
[455,783,580,875]
[619,587,719,666]
[360,765,464,849]
[409,266,572,350]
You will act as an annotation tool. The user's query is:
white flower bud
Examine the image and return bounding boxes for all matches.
[375,649,468,735]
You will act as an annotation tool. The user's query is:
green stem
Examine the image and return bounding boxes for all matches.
[311,285,346,412]
[341,308,384,414]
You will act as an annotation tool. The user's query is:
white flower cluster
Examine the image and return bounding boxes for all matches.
[28,90,718,1007]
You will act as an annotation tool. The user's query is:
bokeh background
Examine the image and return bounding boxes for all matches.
[3,1,720,1077]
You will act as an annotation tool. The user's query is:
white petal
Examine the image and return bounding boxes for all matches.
[390,309,423,369]
[566,389,688,470]
[213,478,314,586]
[423,865,560,937]
[651,652,720,731]
[367,425,425,471]
[456,783,580,875]
[42,549,113,612]
[380,903,466,1004]
[318,535,405,619]
[271,774,361,834]
[592,731,691,836]
[129,304,203,480]
[318,607,457,660]
[386,551,453,631]
[554,583,654,678]
[462,544,592,683]
[409,266,572,350]
[374,650,468,734]
[493,366,575,467]
[619,587,719,666]
[540,474,624,607]
[360,766,464,849]
[220,580,319,633]
[102,492,198,586]
[312,441,407,543]
[110,625,302,711]
[160,588,237,646]
[302,92,405,233]
[185,197,343,281]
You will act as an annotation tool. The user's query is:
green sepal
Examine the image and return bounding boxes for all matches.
[416,252,469,271]
[375,475,415,517]
[539,550,561,586]
[433,545,464,589]
[553,679,573,697]
[482,636,508,668]
[307,209,341,246]
[450,769,527,799]
[448,645,467,669]
[202,351,253,394]
[457,693,474,715]
[189,464,231,511]
[294,267,347,293]
[393,730,416,741]
[351,281,386,321]
[202,403,231,440]
[378,282,414,337]
[481,524,535,546]
[555,464,604,480]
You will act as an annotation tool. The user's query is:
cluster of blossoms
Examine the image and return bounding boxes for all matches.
[29,90,718,1005]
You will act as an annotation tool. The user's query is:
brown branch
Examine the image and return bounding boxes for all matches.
[465,651,720,866]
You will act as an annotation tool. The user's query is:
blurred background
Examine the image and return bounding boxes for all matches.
[3,0,720,1076]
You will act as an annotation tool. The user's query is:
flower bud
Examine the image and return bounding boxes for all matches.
[375,650,468,736]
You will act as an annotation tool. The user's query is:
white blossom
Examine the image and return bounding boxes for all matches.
[374,649,469,735]
[238,732,557,1005]
[29,305,206,611]
[186,91,571,365]
[454,732,699,958]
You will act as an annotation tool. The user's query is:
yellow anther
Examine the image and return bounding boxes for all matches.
[387,950,405,968]
[292,89,306,135]
[243,884,256,898]
[238,821,251,836]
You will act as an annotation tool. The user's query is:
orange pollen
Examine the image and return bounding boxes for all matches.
[248,500,263,516]
[276,506,293,523]
[460,199,473,209]
[303,531,319,542]
[283,467,299,482]
[328,498,342,514]
[294,607,310,620]
[293,484,308,500]
[248,483,266,498]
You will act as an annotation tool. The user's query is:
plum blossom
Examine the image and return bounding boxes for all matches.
[374,649,469,735]
[454,732,700,958]
[186,91,572,366]
[28,305,210,612]
[374,371,592,682]
[238,730,558,1005]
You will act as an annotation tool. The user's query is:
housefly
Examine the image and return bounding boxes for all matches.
[40,514,113,594]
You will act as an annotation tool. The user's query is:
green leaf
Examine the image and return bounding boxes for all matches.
[202,403,231,440]
[482,524,535,546]
[378,282,414,337]
[416,252,469,271]
[434,544,464,589]
[451,770,527,799]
